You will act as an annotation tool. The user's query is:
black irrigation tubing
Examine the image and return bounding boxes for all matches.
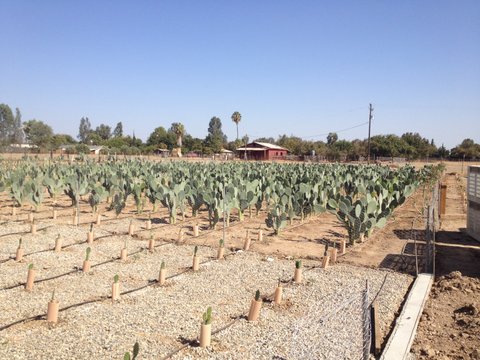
[158,265,310,359]
[0,228,128,264]
[159,317,242,360]
[0,242,172,291]
[0,255,219,332]
[0,225,55,239]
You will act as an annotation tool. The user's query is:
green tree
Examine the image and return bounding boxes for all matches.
[170,122,186,147]
[435,144,450,159]
[205,117,227,153]
[78,117,92,143]
[113,122,123,137]
[327,132,338,146]
[147,126,175,148]
[51,134,76,149]
[23,120,54,149]
[95,124,112,140]
[13,108,24,143]
[0,103,15,145]
[401,132,436,159]
[231,111,242,140]
[450,139,480,160]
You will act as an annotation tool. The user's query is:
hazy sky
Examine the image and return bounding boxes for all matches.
[1,1,479,148]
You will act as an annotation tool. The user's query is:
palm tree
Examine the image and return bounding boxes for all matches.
[231,111,242,141]
[170,122,185,147]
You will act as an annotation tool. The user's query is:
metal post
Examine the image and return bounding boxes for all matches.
[367,103,373,163]
[362,280,371,360]
[222,182,226,243]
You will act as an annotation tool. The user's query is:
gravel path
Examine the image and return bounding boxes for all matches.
[0,214,412,359]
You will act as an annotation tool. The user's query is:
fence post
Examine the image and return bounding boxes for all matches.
[439,184,447,218]
[370,301,381,355]
[362,280,371,360]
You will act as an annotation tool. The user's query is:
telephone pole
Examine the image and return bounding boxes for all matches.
[367,103,373,163]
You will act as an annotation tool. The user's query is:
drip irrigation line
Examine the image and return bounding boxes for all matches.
[0,242,172,292]
[369,273,389,307]
[0,255,218,332]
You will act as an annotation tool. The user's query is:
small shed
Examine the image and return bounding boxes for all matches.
[236,142,288,161]
[467,165,480,242]
[89,146,103,155]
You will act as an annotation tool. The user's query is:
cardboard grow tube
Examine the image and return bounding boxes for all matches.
[30,223,37,235]
[217,247,225,260]
[330,248,338,264]
[192,256,200,271]
[294,268,302,283]
[112,282,120,301]
[248,299,262,321]
[193,225,199,237]
[274,286,283,304]
[47,300,59,323]
[146,220,152,230]
[128,223,135,236]
[55,236,63,253]
[258,230,263,242]
[158,268,166,285]
[148,238,155,252]
[321,255,330,269]
[52,210,57,220]
[95,213,101,225]
[120,248,127,261]
[83,260,91,273]
[15,248,24,262]
[199,323,211,348]
[25,268,36,291]
[87,232,94,244]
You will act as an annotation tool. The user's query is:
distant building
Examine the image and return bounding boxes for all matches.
[59,144,104,155]
[236,142,288,161]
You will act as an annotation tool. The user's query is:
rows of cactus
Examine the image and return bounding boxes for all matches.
[0,159,434,238]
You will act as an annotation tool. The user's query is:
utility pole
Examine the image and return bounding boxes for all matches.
[367,103,373,163]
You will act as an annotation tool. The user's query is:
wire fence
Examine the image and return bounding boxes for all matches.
[287,282,371,360]
[424,181,439,274]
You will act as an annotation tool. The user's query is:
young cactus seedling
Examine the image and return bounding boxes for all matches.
[219,239,224,248]
[16,238,24,261]
[85,247,91,261]
[51,289,56,302]
[124,239,128,249]
[192,246,200,271]
[158,260,167,285]
[112,274,121,301]
[294,260,303,283]
[324,243,329,257]
[202,306,213,325]
[255,289,261,302]
[28,263,34,270]
[90,223,94,232]
[200,307,213,347]
[124,341,139,360]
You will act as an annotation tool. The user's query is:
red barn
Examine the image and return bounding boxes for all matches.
[236,142,289,161]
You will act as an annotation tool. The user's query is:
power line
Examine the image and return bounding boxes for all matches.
[301,121,370,139]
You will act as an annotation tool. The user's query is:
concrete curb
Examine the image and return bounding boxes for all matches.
[380,273,434,360]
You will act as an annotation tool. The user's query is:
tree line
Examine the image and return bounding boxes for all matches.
[1,102,479,160]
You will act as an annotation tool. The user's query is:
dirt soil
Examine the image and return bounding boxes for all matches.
[410,169,480,360]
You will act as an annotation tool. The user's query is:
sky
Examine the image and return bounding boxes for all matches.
[1,1,479,149]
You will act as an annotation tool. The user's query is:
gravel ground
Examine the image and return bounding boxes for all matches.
[0,212,412,359]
